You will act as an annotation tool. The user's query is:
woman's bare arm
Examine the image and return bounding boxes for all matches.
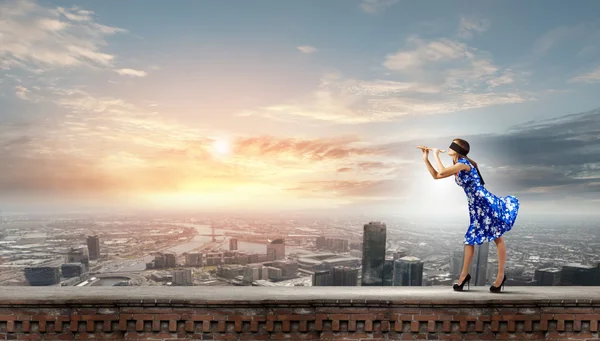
[433,152,445,173]
[424,158,470,180]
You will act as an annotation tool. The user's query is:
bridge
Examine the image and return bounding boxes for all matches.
[197,225,224,242]
[0,286,599,340]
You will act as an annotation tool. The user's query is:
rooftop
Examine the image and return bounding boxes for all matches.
[1,286,599,305]
[1,287,599,340]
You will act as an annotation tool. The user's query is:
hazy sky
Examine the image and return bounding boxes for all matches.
[1,0,599,216]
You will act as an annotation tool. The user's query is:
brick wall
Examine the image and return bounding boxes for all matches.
[0,287,599,340]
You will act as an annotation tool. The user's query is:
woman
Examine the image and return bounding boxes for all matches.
[419,139,519,293]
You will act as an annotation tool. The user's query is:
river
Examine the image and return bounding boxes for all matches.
[106,224,306,272]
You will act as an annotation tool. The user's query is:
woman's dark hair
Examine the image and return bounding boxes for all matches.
[453,138,485,185]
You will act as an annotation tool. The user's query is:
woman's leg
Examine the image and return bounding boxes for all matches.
[494,236,506,286]
[459,244,474,283]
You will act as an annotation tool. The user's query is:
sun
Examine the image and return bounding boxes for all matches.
[212,138,230,156]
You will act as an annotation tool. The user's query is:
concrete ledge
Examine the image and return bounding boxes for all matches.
[1,286,600,306]
[1,287,599,340]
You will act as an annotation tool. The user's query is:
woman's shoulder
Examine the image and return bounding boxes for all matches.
[457,157,472,170]
[457,157,469,165]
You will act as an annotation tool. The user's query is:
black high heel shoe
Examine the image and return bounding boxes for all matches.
[489,275,507,293]
[453,273,471,291]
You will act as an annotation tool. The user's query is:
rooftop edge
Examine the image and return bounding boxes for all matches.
[1,286,599,307]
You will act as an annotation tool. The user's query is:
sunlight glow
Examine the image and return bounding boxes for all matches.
[212,138,231,156]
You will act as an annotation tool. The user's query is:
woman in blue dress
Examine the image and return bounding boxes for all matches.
[419,139,519,293]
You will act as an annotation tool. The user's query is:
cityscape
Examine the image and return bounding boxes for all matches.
[2,1,600,340]
[1,213,598,288]
[0,0,599,290]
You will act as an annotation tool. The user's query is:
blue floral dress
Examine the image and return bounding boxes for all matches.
[455,157,520,245]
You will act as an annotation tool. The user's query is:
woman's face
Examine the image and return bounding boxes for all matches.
[448,143,457,157]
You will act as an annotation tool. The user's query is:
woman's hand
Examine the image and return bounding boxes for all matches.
[421,147,429,161]
[431,148,441,155]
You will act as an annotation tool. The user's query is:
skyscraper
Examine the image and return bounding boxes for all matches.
[383,258,394,286]
[333,266,359,286]
[67,246,89,266]
[361,221,386,286]
[164,252,177,268]
[312,267,359,286]
[312,270,332,286]
[24,267,60,286]
[173,269,193,286]
[450,244,489,285]
[560,263,600,286]
[267,239,285,260]
[449,250,463,277]
[87,235,100,261]
[393,256,424,286]
[470,243,489,286]
[535,268,561,286]
[229,238,238,251]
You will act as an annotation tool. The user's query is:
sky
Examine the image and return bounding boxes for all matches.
[1,0,600,217]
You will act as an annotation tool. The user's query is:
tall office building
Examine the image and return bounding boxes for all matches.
[173,269,193,286]
[312,270,333,286]
[185,252,203,267]
[24,267,60,286]
[316,237,349,252]
[243,265,263,282]
[315,236,327,250]
[267,248,277,261]
[535,268,561,286]
[164,252,177,268]
[559,263,600,286]
[449,250,464,277]
[312,267,358,286]
[450,244,489,285]
[470,243,489,286]
[383,258,394,286]
[267,239,285,260]
[61,263,84,278]
[332,266,359,286]
[361,221,386,286]
[67,246,89,266]
[393,256,424,286]
[87,235,100,261]
[229,238,238,251]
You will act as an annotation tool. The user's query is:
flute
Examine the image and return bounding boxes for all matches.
[416,146,446,153]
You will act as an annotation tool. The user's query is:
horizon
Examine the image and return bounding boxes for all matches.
[1,0,600,217]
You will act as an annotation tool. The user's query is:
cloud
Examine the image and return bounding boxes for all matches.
[241,70,528,124]
[233,135,384,162]
[359,0,399,14]
[57,6,93,22]
[1,80,599,212]
[0,0,124,70]
[533,22,600,55]
[487,70,515,88]
[243,32,530,124]
[14,86,31,101]
[456,16,491,40]
[297,46,317,54]
[0,86,393,203]
[337,167,353,173]
[570,66,600,83]
[383,36,505,91]
[383,38,467,71]
[115,68,147,77]
[288,179,401,198]
[0,0,145,78]
[381,107,600,201]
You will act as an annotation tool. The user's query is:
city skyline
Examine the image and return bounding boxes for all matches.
[1,0,600,216]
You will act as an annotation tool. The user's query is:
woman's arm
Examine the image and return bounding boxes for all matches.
[433,149,445,172]
[422,149,470,179]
